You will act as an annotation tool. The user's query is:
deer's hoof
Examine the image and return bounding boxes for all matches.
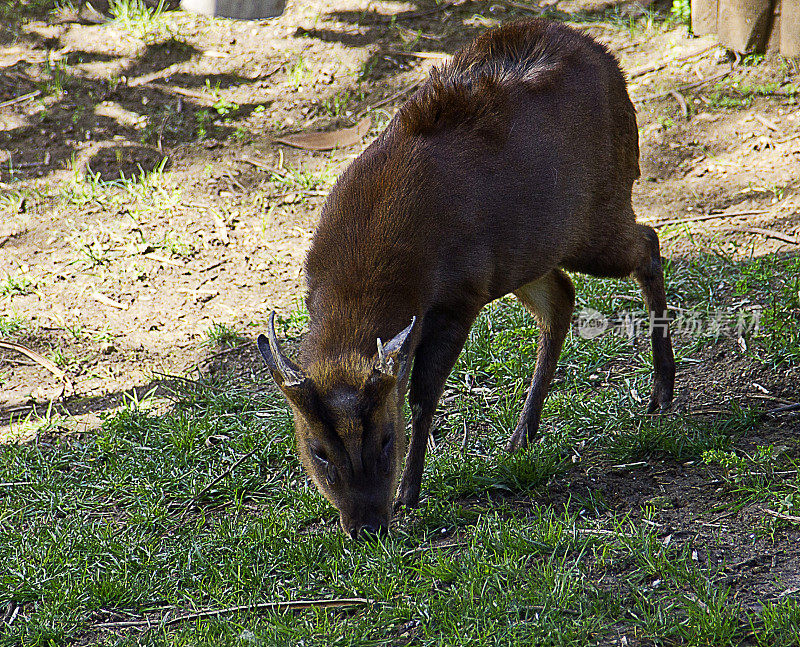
[395,485,421,511]
[505,428,529,453]
[647,382,674,414]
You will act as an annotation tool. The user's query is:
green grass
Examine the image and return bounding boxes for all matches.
[0,376,793,646]
[568,251,800,365]
[108,0,166,40]
[207,85,239,120]
[733,255,800,365]
[0,313,27,337]
[0,190,34,217]
[0,275,35,297]
[573,3,676,37]
[703,446,800,527]
[287,55,311,89]
[440,290,754,475]
[2,253,798,645]
[319,89,366,118]
[0,0,59,21]
[671,0,690,25]
[40,60,71,97]
[705,77,798,109]
[56,163,180,269]
[204,322,246,347]
[269,162,337,195]
[60,160,176,210]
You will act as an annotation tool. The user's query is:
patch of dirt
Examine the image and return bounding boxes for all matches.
[3,1,799,424]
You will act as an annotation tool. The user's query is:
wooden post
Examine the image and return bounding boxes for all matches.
[692,0,719,34]
[781,0,800,56]
[180,0,285,18]
[766,0,781,51]
[717,0,776,52]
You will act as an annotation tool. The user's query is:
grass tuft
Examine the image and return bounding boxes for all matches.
[0,275,35,297]
[109,0,166,39]
[204,322,246,347]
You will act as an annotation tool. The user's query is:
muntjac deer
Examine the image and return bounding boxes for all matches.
[258,19,675,539]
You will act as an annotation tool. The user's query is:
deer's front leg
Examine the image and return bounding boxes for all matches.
[397,306,475,508]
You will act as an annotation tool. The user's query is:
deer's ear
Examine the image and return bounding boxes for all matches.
[373,317,416,383]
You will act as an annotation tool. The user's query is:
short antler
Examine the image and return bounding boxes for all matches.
[257,312,306,387]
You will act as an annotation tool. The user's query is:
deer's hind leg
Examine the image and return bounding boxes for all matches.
[632,225,675,412]
[506,268,575,452]
[564,221,675,413]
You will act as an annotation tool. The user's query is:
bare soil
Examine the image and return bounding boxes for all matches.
[1,0,799,621]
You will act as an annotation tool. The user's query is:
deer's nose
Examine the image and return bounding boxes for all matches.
[345,521,387,540]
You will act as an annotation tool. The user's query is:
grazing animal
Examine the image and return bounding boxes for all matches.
[258,19,675,539]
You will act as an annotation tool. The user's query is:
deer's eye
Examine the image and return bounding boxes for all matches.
[311,447,328,466]
[310,446,336,484]
[381,432,393,456]
[380,430,394,473]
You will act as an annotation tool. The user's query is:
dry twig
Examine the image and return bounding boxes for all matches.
[359,79,423,116]
[754,114,780,132]
[239,155,283,175]
[185,443,265,511]
[670,90,688,119]
[767,402,800,415]
[361,1,460,23]
[724,553,773,571]
[724,227,798,245]
[573,527,634,538]
[93,597,371,630]
[403,540,469,556]
[152,371,225,392]
[92,291,128,310]
[502,0,545,11]
[126,63,186,88]
[610,461,648,470]
[0,90,41,109]
[385,49,451,60]
[143,253,184,267]
[776,131,800,144]
[627,44,717,79]
[147,83,216,103]
[202,343,249,361]
[762,508,800,524]
[634,68,732,103]
[683,592,711,613]
[0,341,68,384]
[2,601,20,627]
[647,209,769,228]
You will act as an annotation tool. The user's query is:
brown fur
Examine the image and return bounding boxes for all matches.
[401,22,591,138]
[260,19,675,538]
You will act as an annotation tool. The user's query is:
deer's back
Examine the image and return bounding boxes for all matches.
[304,20,639,356]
